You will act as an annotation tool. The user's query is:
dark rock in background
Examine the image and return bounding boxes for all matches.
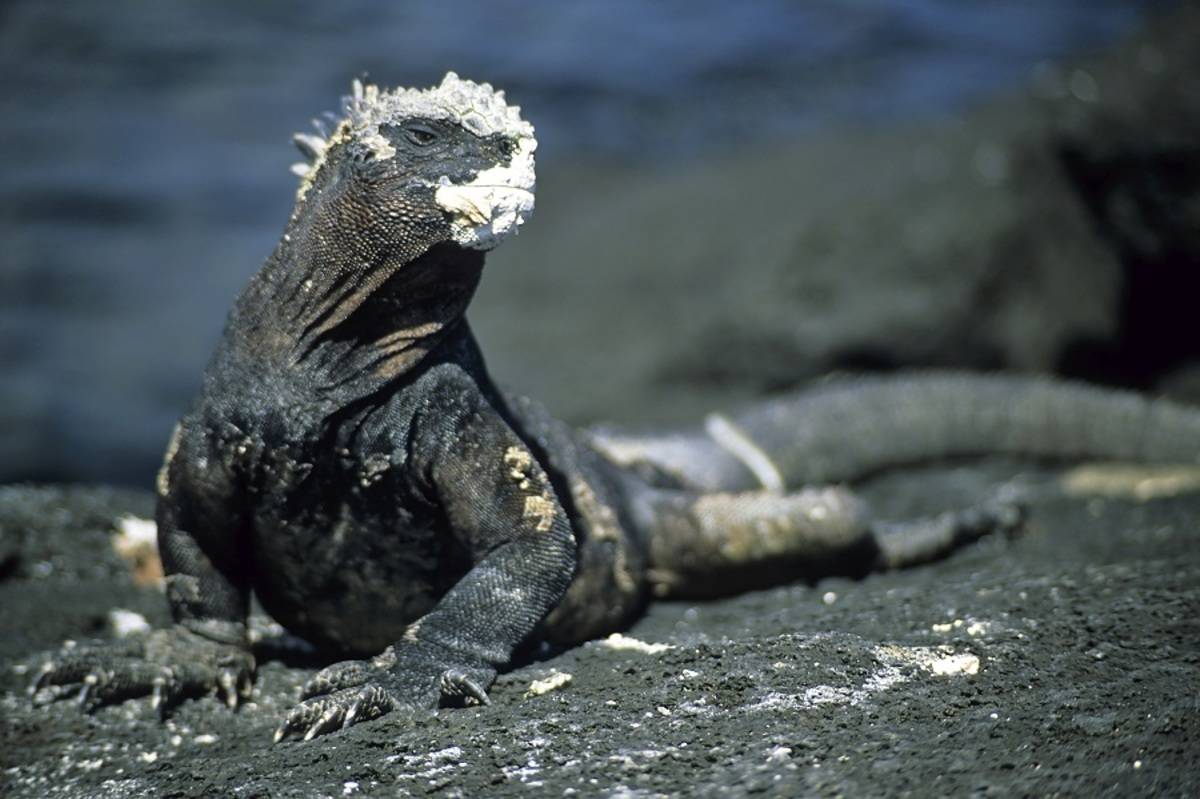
[1046,15,1200,391]
[477,4,1200,432]
[482,118,1126,428]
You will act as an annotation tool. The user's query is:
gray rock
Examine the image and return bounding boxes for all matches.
[2,470,1199,797]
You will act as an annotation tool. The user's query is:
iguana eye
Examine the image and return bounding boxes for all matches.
[404,124,439,146]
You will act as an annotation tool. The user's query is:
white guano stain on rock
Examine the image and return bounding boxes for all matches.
[1061,463,1200,500]
[389,746,466,782]
[931,617,995,637]
[748,643,980,714]
[596,633,673,655]
[112,514,163,586]
[525,670,573,697]
[108,609,150,638]
[114,515,157,549]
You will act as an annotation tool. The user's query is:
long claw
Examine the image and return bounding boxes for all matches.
[303,707,343,741]
[349,684,393,728]
[238,671,254,701]
[274,702,322,744]
[151,680,167,720]
[462,677,490,706]
[77,678,95,710]
[218,670,239,709]
[31,684,68,707]
[441,669,491,706]
[29,663,53,696]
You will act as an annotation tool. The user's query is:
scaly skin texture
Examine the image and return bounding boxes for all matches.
[30,74,1200,742]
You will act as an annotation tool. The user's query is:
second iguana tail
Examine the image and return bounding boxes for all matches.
[594,372,1200,493]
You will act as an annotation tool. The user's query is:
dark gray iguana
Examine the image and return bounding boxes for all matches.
[30,73,1200,742]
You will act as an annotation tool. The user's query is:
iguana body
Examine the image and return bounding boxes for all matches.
[31,74,1200,742]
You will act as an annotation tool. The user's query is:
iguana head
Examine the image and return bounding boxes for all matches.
[290,72,536,253]
[234,74,536,393]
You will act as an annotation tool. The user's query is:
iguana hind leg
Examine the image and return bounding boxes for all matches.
[871,499,1024,570]
[636,485,1023,598]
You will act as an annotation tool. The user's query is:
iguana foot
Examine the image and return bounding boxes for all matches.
[873,498,1026,570]
[273,642,493,742]
[29,626,254,718]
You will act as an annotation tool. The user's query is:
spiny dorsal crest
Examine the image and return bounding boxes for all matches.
[290,72,535,184]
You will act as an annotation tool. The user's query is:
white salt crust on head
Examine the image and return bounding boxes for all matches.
[292,72,537,251]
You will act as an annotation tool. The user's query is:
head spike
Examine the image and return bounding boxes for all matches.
[293,133,327,162]
[339,72,535,151]
[290,72,537,212]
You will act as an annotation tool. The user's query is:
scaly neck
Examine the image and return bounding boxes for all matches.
[217,204,484,410]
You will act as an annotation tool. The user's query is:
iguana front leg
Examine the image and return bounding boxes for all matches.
[30,422,255,716]
[273,398,577,742]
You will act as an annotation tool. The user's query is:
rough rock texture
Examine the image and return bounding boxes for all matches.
[3,474,1197,797]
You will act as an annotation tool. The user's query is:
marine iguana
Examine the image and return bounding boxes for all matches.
[29,73,1200,743]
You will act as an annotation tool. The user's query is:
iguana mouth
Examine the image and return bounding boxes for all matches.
[435,181,536,250]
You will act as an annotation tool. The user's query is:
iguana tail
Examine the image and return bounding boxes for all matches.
[592,373,1200,492]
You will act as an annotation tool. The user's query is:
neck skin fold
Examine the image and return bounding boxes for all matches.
[218,192,484,409]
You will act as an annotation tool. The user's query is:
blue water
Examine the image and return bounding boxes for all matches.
[0,0,1174,484]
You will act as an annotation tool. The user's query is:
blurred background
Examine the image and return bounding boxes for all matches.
[1,0,1197,487]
